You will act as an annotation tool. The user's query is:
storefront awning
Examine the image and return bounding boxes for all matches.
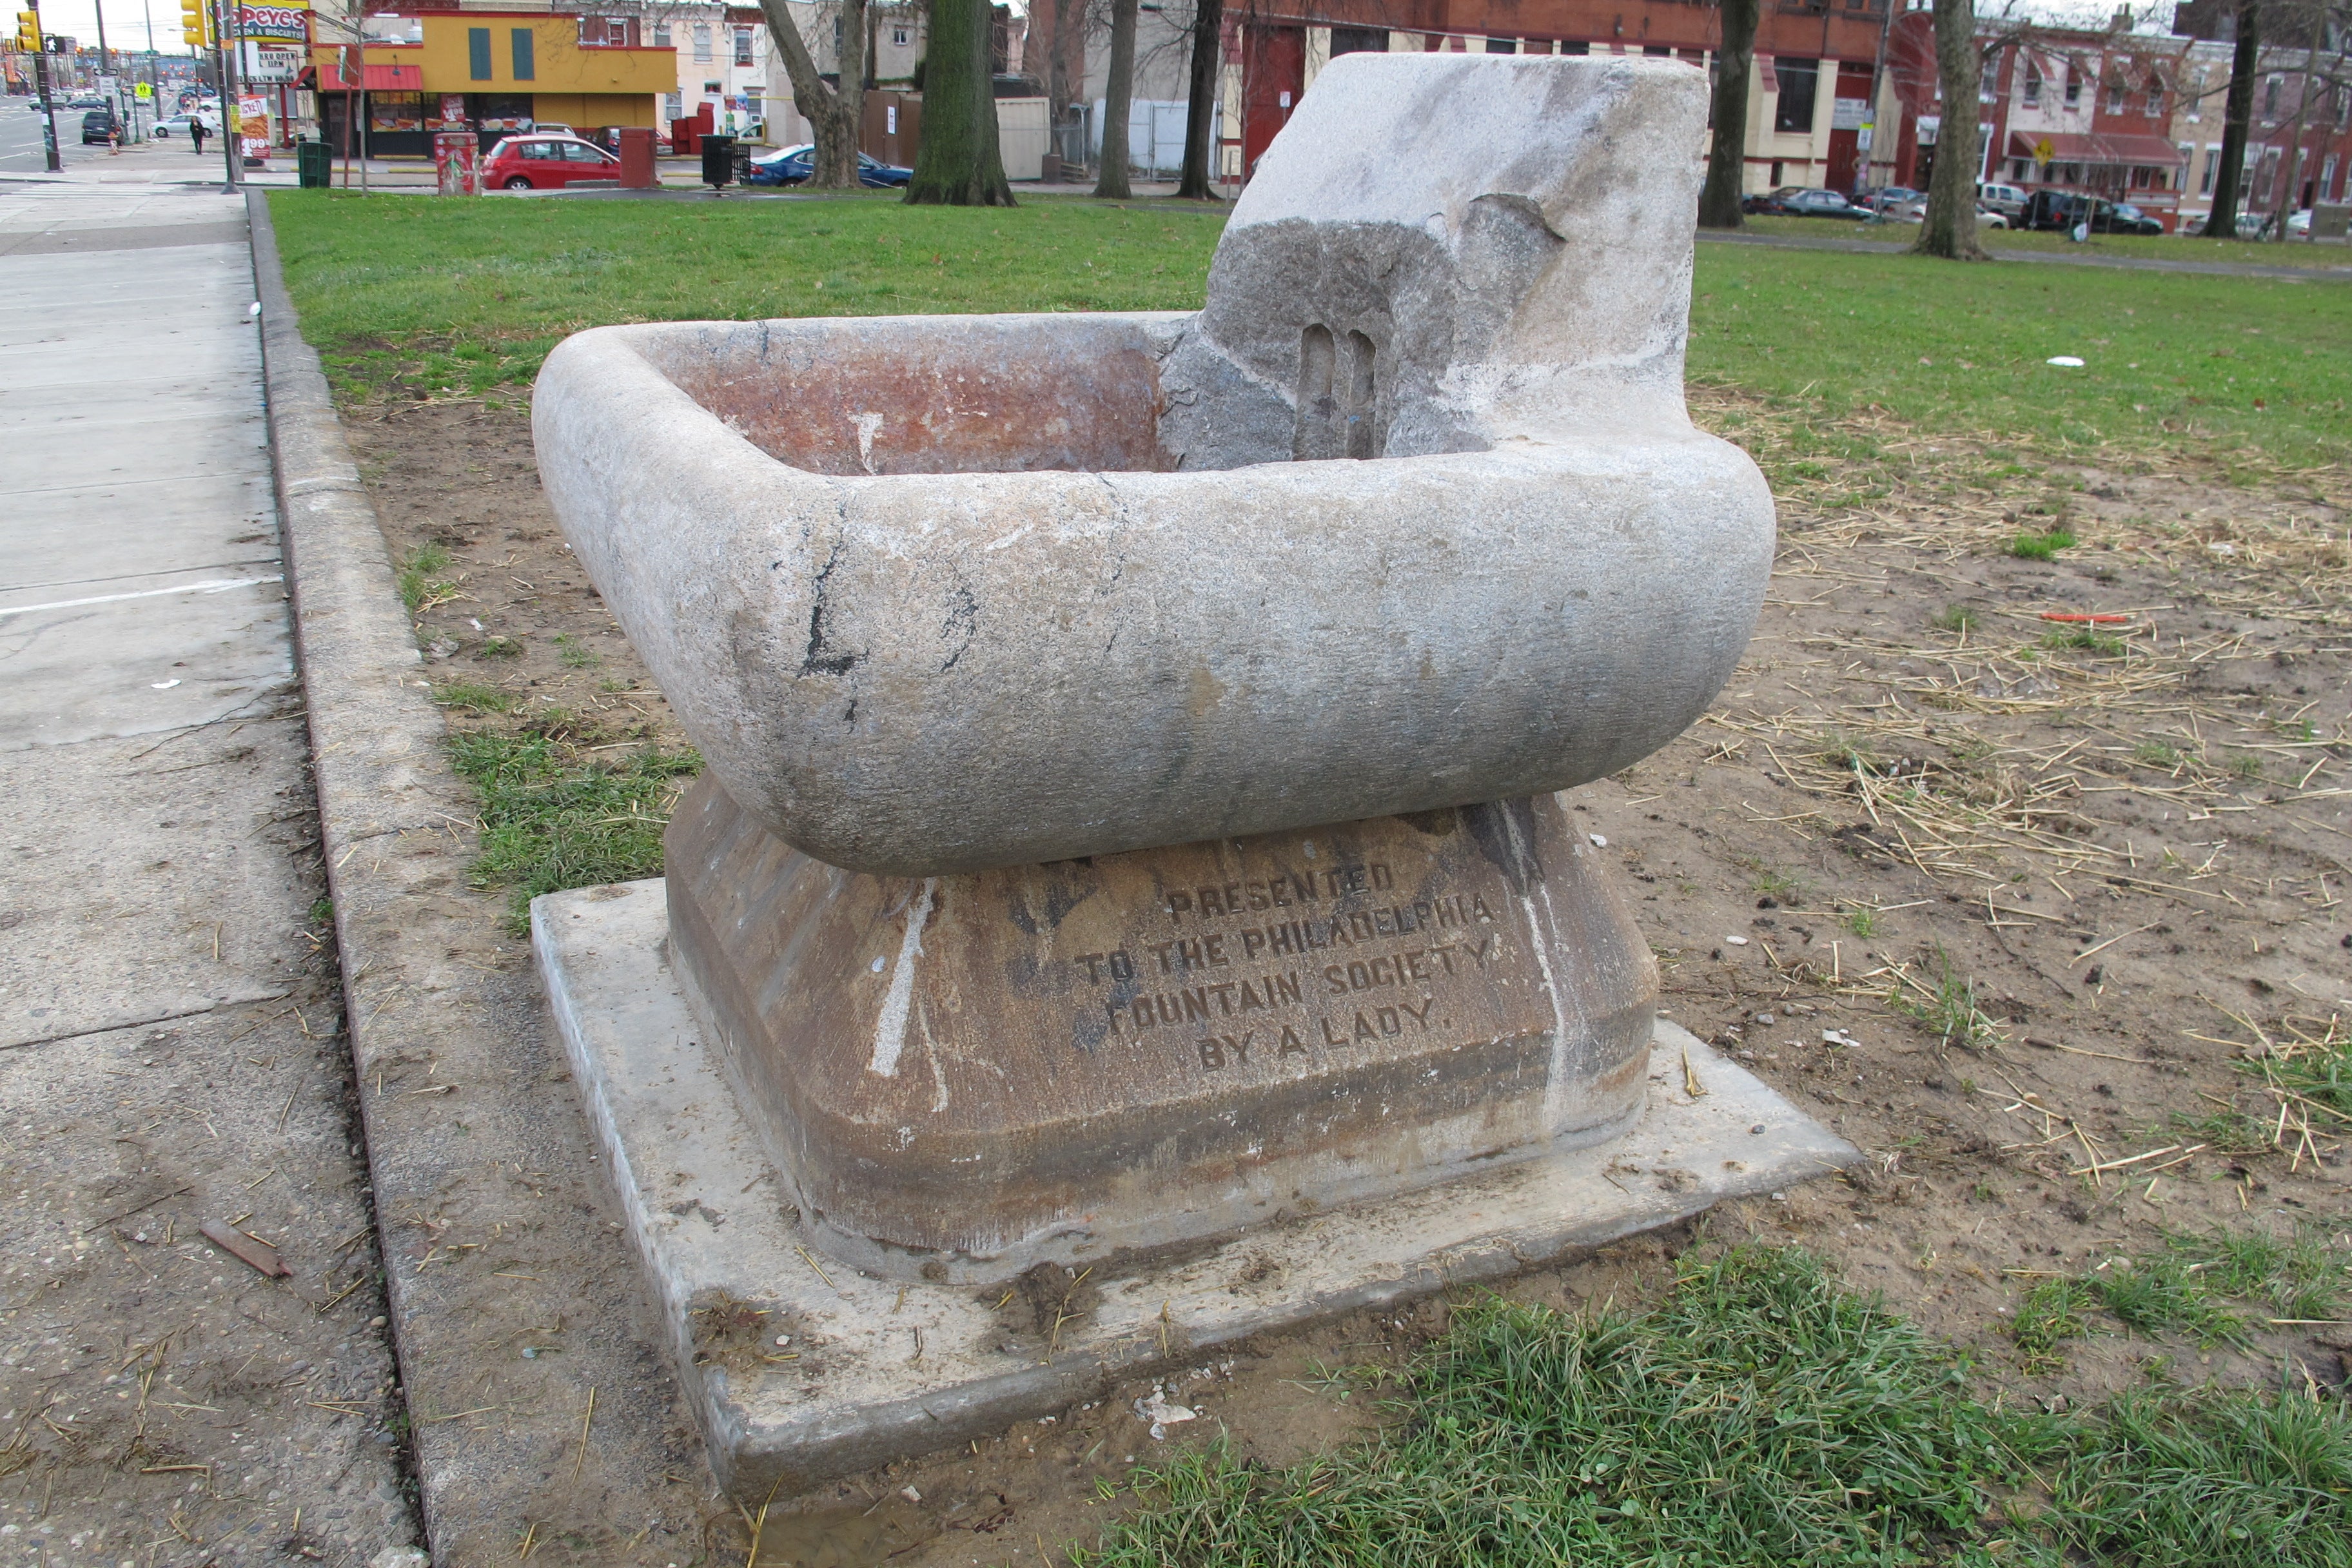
[311,62,423,92]
[2009,130,2181,166]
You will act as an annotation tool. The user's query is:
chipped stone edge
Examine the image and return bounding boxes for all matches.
[536,877,1865,1498]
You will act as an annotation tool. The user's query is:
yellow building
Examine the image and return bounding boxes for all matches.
[309,11,674,156]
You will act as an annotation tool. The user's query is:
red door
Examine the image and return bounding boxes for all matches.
[1826,64,1876,193]
[1242,24,1306,180]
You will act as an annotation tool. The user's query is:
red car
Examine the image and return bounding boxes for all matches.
[483,133,620,190]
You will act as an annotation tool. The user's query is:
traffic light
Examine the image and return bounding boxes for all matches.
[179,0,211,47]
[13,11,38,52]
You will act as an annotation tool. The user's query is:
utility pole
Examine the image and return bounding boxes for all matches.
[18,0,63,170]
[143,0,157,139]
[213,0,239,184]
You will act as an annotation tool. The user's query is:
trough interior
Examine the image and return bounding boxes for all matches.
[649,320,1182,478]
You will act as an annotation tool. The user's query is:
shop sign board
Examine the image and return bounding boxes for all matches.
[241,43,303,83]
[236,2,310,44]
[1831,97,1870,131]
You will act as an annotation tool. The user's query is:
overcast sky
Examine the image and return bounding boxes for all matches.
[26,0,2184,64]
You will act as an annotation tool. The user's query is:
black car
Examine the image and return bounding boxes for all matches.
[80,108,121,145]
[1740,186,1868,220]
[2019,190,2164,236]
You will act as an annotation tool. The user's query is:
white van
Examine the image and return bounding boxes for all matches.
[1977,182,2027,221]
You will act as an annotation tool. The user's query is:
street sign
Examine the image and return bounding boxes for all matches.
[2034,137,2055,165]
[134,81,151,99]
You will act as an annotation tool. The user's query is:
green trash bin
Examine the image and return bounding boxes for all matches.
[297,141,332,190]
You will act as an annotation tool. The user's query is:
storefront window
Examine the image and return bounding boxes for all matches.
[370,92,424,133]
[473,93,534,132]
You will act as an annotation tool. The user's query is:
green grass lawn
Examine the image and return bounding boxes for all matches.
[1086,1244,2352,1568]
[271,190,2352,475]
[268,190,1222,401]
[1685,240,2352,475]
[1737,211,2352,270]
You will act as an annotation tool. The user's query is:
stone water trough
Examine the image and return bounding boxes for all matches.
[531,53,1850,1491]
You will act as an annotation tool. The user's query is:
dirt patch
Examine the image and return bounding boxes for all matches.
[342,386,2348,1565]
[342,396,691,756]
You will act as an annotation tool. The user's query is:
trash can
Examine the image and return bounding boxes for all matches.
[296,139,331,190]
[700,133,734,191]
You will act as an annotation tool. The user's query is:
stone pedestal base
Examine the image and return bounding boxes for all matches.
[665,782,1660,1285]
[533,880,1859,1498]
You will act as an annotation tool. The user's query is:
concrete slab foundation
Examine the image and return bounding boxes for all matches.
[535,878,1861,1496]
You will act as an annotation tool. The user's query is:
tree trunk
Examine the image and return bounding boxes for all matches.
[1048,0,1085,173]
[2271,35,2324,242]
[1698,0,1759,229]
[1094,0,1138,198]
[756,0,865,188]
[1175,0,1224,199]
[905,0,1015,204]
[2206,0,2259,237]
[1912,0,1988,260]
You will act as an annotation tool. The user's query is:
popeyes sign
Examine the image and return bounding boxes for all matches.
[236,1,311,43]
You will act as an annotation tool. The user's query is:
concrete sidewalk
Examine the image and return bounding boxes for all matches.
[0,179,416,1562]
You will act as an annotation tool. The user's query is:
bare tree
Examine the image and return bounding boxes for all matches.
[1915,0,1989,259]
[1094,0,1138,197]
[905,0,1014,202]
[1174,0,1222,198]
[1698,0,1759,228]
[2202,0,2261,234]
[756,0,866,188]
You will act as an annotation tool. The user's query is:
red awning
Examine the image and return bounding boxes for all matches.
[2009,130,2182,166]
[314,61,422,92]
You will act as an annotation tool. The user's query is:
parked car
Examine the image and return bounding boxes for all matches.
[1975,181,2027,220]
[79,108,120,144]
[150,112,219,139]
[743,142,914,188]
[2286,207,2312,237]
[1854,184,1923,213]
[482,133,621,190]
[2192,210,2268,237]
[2019,190,2162,235]
[1739,186,1867,219]
[1893,197,2010,229]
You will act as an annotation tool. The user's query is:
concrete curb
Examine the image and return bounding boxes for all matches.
[248,190,705,1563]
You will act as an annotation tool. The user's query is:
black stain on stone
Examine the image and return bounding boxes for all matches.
[1464,798,1544,894]
[800,540,863,677]
[940,582,977,672]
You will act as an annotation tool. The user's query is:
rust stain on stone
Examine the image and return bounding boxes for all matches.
[666,778,1656,1284]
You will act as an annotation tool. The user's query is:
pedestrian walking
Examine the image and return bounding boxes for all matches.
[190,117,208,156]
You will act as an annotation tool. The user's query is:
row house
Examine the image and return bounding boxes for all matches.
[2168,37,2352,231]
[646,2,926,145]
[1885,7,2188,226]
[1035,0,1903,192]
[2173,0,2352,229]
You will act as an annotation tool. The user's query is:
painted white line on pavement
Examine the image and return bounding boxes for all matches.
[0,573,284,618]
